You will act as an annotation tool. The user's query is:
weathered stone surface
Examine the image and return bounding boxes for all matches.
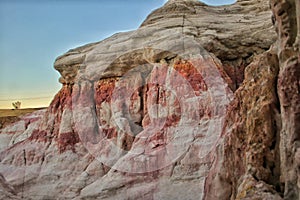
[0,0,298,199]
[55,0,275,90]
[271,0,300,199]
[0,173,19,200]
[0,110,45,152]
[203,0,300,199]
[204,48,282,200]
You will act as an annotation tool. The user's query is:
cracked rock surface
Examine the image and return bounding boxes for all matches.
[0,0,299,199]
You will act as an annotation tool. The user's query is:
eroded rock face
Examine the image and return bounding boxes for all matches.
[0,0,298,199]
[204,48,282,200]
[271,0,300,199]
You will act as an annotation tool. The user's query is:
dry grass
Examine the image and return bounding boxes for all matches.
[0,108,46,117]
[0,108,46,129]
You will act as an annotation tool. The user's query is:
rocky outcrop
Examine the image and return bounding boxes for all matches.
[0,0,299,199]
[271,0,300,199]
[0,173,19,200]
[204,0,300,199]
[0,110,45,152]
[56,0,276,90]
[204,47,282,200]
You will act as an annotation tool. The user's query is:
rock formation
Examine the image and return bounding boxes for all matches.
[272,0,300,198]
[0,0,299,199]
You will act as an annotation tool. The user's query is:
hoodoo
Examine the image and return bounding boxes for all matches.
[0,0,299,199]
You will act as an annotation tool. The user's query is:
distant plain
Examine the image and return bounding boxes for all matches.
[0,108,45,129]
[0,108,45,117]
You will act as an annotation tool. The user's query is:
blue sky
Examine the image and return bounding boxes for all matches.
[0,0,236,108]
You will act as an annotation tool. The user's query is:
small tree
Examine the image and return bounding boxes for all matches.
[12,101,21,109]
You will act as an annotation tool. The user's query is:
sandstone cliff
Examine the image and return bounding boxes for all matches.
[0,0,299,199]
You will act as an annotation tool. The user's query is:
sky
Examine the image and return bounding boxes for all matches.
[0,0,236,109]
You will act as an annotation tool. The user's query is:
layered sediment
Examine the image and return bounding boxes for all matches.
[0,0,299,199]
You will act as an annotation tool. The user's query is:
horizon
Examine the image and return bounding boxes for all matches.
[0,0,236,109]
